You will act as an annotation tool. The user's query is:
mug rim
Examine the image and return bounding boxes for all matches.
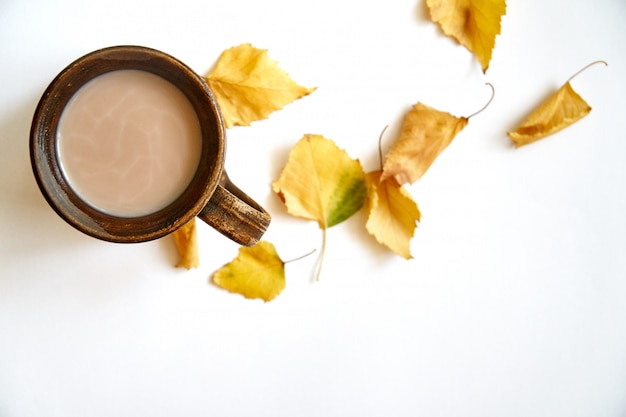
[30,45,225,243]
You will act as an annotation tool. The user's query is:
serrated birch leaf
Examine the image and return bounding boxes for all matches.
[365,171,421,259]
[381,103,468,185]
[272,134,367,229]
[507,61,607,147]
[211,241,285,302]
[426,0,506,72]
[507,83,590,148]
[206,44,316,128]
[272,134,367,279]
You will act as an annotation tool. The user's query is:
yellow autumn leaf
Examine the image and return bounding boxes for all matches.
[272,134,367,229]
[507,83,590,147]
[507,61,607,147]
[272,134,367,278]
[206,43,316,128]
[381,102,468,185]
[172,219,199,269]
[212,241,285,302]
[365,171,421,259]
[426,0,506,72]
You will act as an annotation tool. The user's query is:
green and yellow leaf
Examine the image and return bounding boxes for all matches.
[272,134,367,229]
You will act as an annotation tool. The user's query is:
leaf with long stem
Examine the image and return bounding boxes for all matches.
[381,83,495,185]
[508,61,607,147]
[272,134,367,280]
[212,242,315,301]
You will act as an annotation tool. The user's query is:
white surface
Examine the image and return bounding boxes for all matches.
[1,1,625,416]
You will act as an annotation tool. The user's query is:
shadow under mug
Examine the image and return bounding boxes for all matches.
[30,45,271,245]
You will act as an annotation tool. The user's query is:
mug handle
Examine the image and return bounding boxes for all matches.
[198,171,271,246]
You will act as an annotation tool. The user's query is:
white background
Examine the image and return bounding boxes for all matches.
[1,0,625,416]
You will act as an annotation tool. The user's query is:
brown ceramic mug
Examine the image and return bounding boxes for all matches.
[30,45,270,245]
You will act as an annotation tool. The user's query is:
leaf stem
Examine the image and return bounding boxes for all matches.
[284,248,317,265]
[314,228,327,281]
[567,60,608,83]
[467,82,495,119]
[377,125,389,170]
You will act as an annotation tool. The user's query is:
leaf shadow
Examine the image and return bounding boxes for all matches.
[506,86,559,130]
[263,141,296,217]
[344,208,404,265]
[156,232,181,269]
[414,0,431,24]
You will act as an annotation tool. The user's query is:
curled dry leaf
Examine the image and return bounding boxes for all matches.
[508,84,589,147]
[507,61,607,148]
[426,0,506,72]
[272,134,367,278]
[380,85,493,185]
[172,219,199,269]
[381,102,468,185]
[206,43,316,128]
[212,241,285,302]
[365,171,421,259]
